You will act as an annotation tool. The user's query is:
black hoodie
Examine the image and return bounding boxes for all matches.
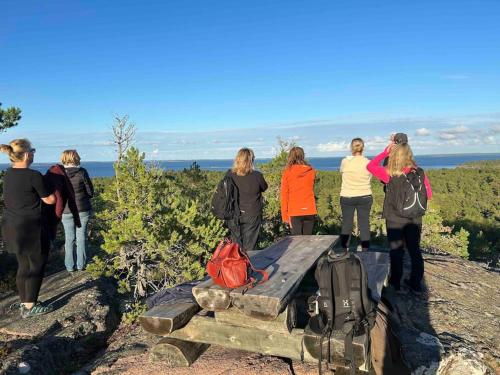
[63,167,94,213]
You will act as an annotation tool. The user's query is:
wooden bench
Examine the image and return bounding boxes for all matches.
[139,236,390,372]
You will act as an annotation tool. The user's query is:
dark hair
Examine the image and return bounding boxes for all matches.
[394,133,408,145]
[286,146,308,168]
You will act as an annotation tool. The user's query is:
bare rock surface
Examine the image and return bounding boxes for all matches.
[384,254,499,375]
[88,253,499,375]
[1,253,498,375]
[0,271,118,375]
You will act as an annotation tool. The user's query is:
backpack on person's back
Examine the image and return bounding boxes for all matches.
[385,167,428,219]
[397,167,428,218]
[211,170,240,221]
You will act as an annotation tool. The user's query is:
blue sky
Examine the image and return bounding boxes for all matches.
[1,0,499,161]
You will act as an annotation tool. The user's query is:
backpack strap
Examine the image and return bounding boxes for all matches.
[318,325,332,375]
[240,250,269,294]
[333,255,351,330]
[344,324,356,375]
[351,254,378,374]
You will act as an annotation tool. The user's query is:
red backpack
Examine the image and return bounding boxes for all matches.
[206,239,268,290]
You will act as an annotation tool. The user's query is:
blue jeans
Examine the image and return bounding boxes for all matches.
[62,211,91,271]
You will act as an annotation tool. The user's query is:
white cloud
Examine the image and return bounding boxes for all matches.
[438,125,470,141]
[415,128,431,137]
[445,125,469,134]
[411,139,440,148]
[5,112,500,162]
[439,133,457,140]
[485,136,496,145]
[490,124,500,134]
[317,141,349,152]
[364,136,388,150]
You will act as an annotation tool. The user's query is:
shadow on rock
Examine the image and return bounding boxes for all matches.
[0,273,119,375]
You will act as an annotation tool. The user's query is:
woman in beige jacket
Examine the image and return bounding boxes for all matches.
[339,138,372,251]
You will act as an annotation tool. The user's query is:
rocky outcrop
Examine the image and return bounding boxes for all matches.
[1,253,498,375]
[384,253,499,375]
[86,253,499,375]
[0,271,118,375]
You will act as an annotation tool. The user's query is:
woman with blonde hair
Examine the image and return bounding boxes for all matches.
[367,137,432,294]
[339,138,372,251]
[227,148,268,251]
[280,146,317,235]
[60,150,94,272]
[1,139,56,318]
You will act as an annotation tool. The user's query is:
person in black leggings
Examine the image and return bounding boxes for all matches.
[16,251,49,304]
[339,138,373,250]
[386,221,423,291]
[367,139,432,294]
[1,139,56,318]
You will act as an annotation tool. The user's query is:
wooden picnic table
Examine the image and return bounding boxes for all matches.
[139,236,390,373]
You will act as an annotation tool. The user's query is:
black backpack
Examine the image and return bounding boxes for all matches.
[211,171,240,221]
[397,167,427,219]
[306,251,376,375]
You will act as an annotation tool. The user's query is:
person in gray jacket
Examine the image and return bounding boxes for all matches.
[60,150,94,272]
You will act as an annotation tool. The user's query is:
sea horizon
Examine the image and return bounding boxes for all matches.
[1,152,498,178]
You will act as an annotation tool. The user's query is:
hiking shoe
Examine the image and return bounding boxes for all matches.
[21,302,54,318]
[8,301,22,312]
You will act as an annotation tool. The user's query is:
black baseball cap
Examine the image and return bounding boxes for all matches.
[394,133,408,144]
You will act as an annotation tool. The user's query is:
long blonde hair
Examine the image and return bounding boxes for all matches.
[61,149,81,166]
[0,139,33,163]
[387,143,416,176]
[232,148,255,176]
[286,146,308,168]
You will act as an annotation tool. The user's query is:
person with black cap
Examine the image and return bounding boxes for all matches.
[367,135,432,295]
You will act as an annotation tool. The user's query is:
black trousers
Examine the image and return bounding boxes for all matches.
[386,220,424,290]
[16,251,48,303]
[290,215,315,235]
[227,215,262,251]
[340,195,373,249]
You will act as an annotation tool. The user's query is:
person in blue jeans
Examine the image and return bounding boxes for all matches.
[60,150,94,272]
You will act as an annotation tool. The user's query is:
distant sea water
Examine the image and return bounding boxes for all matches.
[1,153,499,178]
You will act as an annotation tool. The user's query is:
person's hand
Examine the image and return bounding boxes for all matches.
[384,141,394,154]
[288,221,293,229]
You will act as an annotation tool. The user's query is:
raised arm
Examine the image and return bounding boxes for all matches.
[366,147,391,183]
[424,174,432,200]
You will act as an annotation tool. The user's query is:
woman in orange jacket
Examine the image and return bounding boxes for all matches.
[280,147,317,235]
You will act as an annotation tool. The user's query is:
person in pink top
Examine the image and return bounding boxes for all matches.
[366,135,432,295]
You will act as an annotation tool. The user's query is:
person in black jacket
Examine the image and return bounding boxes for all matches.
[1,139,56,318]
[228,148,268,251]
[60,150,94,272]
